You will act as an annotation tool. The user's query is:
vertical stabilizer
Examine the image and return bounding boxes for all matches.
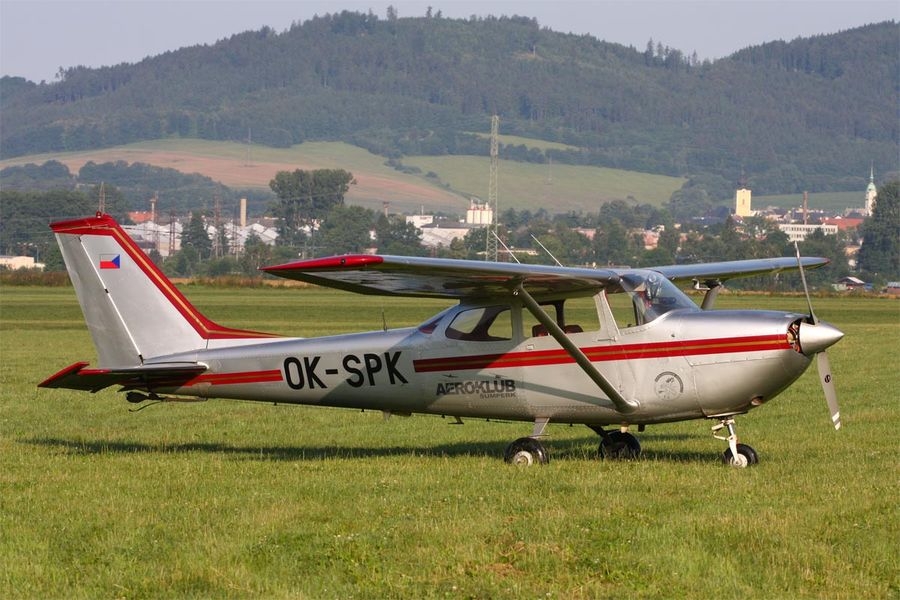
[51,214,273,368]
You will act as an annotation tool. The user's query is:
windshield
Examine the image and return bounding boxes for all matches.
[609,270,699,326]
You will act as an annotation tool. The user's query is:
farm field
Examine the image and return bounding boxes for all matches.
[0,138,684,215]
[402,155,683,211]
[1,285,897,598]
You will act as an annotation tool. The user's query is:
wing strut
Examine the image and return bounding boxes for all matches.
[514,284,638,414]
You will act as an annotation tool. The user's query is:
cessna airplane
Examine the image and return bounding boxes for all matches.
[40,213,843,467]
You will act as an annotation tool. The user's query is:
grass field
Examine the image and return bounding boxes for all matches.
[1,285,898,598]
[402,155,684,212]
[753,191,865,213]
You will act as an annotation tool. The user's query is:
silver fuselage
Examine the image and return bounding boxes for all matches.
[153,303,812,426]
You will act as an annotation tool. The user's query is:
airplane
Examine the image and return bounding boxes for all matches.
[39,213,844,467]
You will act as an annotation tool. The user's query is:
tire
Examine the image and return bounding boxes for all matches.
[599,431,641,460]
[722,443,759,467]
[504,437,550,466]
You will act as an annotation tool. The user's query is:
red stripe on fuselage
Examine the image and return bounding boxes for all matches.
[413,334,789,373]
[51,215,277,340]
[180,369,284,387]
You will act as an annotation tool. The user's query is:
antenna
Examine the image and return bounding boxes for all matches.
[98,182,106,213]
[531,234,563,267]
[494,231,520,264]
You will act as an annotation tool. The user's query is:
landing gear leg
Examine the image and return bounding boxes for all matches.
[712,417,759,467]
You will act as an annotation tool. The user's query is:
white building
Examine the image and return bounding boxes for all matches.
[0,255,44,270]
[777,223,839,242]
[466,200,494,225]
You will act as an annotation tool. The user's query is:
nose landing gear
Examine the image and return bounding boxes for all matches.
[713,417,759,467]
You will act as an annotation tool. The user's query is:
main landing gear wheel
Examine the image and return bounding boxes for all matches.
[599,431,642,460]
[722,443,759,468]
[504,437,550,466]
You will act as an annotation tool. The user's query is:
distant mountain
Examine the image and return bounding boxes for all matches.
[1,13,896,197]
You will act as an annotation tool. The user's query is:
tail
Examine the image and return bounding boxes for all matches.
[49,213,275,369]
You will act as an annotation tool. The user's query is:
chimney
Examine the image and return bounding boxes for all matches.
[240,198,247,228]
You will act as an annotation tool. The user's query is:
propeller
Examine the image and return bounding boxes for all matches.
[794,243,843,429]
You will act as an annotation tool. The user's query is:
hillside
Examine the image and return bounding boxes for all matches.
[0,13,897,201]
[0,139,684,215]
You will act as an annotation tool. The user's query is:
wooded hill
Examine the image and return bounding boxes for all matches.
[1,13,897,199]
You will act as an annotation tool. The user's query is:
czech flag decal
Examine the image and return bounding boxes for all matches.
[99,254,121,269]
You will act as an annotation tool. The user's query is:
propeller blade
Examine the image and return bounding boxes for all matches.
[816,351,841,430]
[794,242,818,324]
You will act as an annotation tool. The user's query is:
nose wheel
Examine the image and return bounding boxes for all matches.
[712,418,759,467]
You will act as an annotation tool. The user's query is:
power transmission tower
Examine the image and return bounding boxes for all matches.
[168,211,177,256]
[213,194,222,258]
[150,192,160,255]
[485,115,499,262]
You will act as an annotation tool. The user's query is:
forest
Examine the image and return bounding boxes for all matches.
[1,13,897,198]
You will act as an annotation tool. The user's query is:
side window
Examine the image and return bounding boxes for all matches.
[605,288,642,329]
[523,297,600,338]
[445,306,512,341]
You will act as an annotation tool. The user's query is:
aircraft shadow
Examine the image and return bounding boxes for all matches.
[24,435,718,465]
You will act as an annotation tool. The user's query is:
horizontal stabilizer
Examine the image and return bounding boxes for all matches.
[39,361,207,393]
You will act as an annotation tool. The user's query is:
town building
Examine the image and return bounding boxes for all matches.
[0,255,44,270]
[734,186,753,217]
[864,166,878,216]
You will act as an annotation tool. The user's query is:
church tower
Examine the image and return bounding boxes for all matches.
[864,166,877,216]
[734,171,752,217]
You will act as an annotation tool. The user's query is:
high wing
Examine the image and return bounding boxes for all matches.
[262,255,829,299]
[649,256,830,284]
[263,255,618,299]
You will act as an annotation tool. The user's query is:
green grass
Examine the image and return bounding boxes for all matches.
[1,138,685,214]
[403,155,684,210]
[1,286,898,598]
[466,131,580,152]
[754,191,865,213]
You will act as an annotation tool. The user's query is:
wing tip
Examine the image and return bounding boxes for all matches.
[263,254,384,274]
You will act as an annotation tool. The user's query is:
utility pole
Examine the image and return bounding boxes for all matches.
[485,115,499,262]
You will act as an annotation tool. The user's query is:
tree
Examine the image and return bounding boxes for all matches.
[0,189,94,269]
[239,232,274,275]
[858,180,899,281]
[270,169,355,247]
[375,214,426,256]
[316,204,374,256]
[181,212,212,260]
[791,228,848,289]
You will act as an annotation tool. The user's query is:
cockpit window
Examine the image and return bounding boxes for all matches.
[445,306,512,341]
[606,271,699,327]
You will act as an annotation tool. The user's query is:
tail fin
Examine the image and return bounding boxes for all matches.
[51,214,275,368]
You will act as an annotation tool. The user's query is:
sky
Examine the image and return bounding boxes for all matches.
[1,0,897,83]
